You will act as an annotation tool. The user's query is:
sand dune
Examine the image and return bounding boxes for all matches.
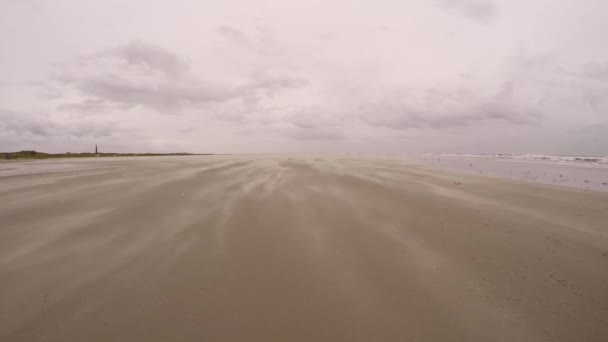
[1,155,607,341]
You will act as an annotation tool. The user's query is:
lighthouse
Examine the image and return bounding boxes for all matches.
[95,145,98,155]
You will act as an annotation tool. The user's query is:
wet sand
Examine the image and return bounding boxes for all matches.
[415,154,608,192]
[1,155,607,341]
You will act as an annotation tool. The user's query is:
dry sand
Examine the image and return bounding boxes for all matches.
[1,155,607,341]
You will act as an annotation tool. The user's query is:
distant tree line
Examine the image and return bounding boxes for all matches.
[2,151,209,160]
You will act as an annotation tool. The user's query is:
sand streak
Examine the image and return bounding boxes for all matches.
[1,155,607,341]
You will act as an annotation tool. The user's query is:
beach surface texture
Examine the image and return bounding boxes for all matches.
[1,155,607,341]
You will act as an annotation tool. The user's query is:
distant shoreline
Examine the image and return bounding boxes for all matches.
[1,151,212,160]
[413,154,608,192]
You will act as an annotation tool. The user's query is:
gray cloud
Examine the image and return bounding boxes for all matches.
[60,42,306,114]
[361,99,541,130]
[217,26,248,44]
[73,74,305,113]
[291,127,344,141]
[93,41,189,77]
[77,76,235,112]
[579,85,608,112]
[57,98,128,114]
[0,109,116,139]
[216,25,286,57]
[0,110,58,137]
[434,0,498,22]
[581,63,608,82]
[263,95,541,142]
[283,109,344,141]
[309,75,546,135]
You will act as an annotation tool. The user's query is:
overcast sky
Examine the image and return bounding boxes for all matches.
[1,0,607,154]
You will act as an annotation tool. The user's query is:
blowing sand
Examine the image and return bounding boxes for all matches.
[1,155,607,341]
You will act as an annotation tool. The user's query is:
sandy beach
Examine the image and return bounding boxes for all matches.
[1,155,607,341]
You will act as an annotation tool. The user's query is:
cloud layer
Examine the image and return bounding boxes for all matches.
[434,0,498,22]
[1,0,607,154]
[58,41,306,114]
